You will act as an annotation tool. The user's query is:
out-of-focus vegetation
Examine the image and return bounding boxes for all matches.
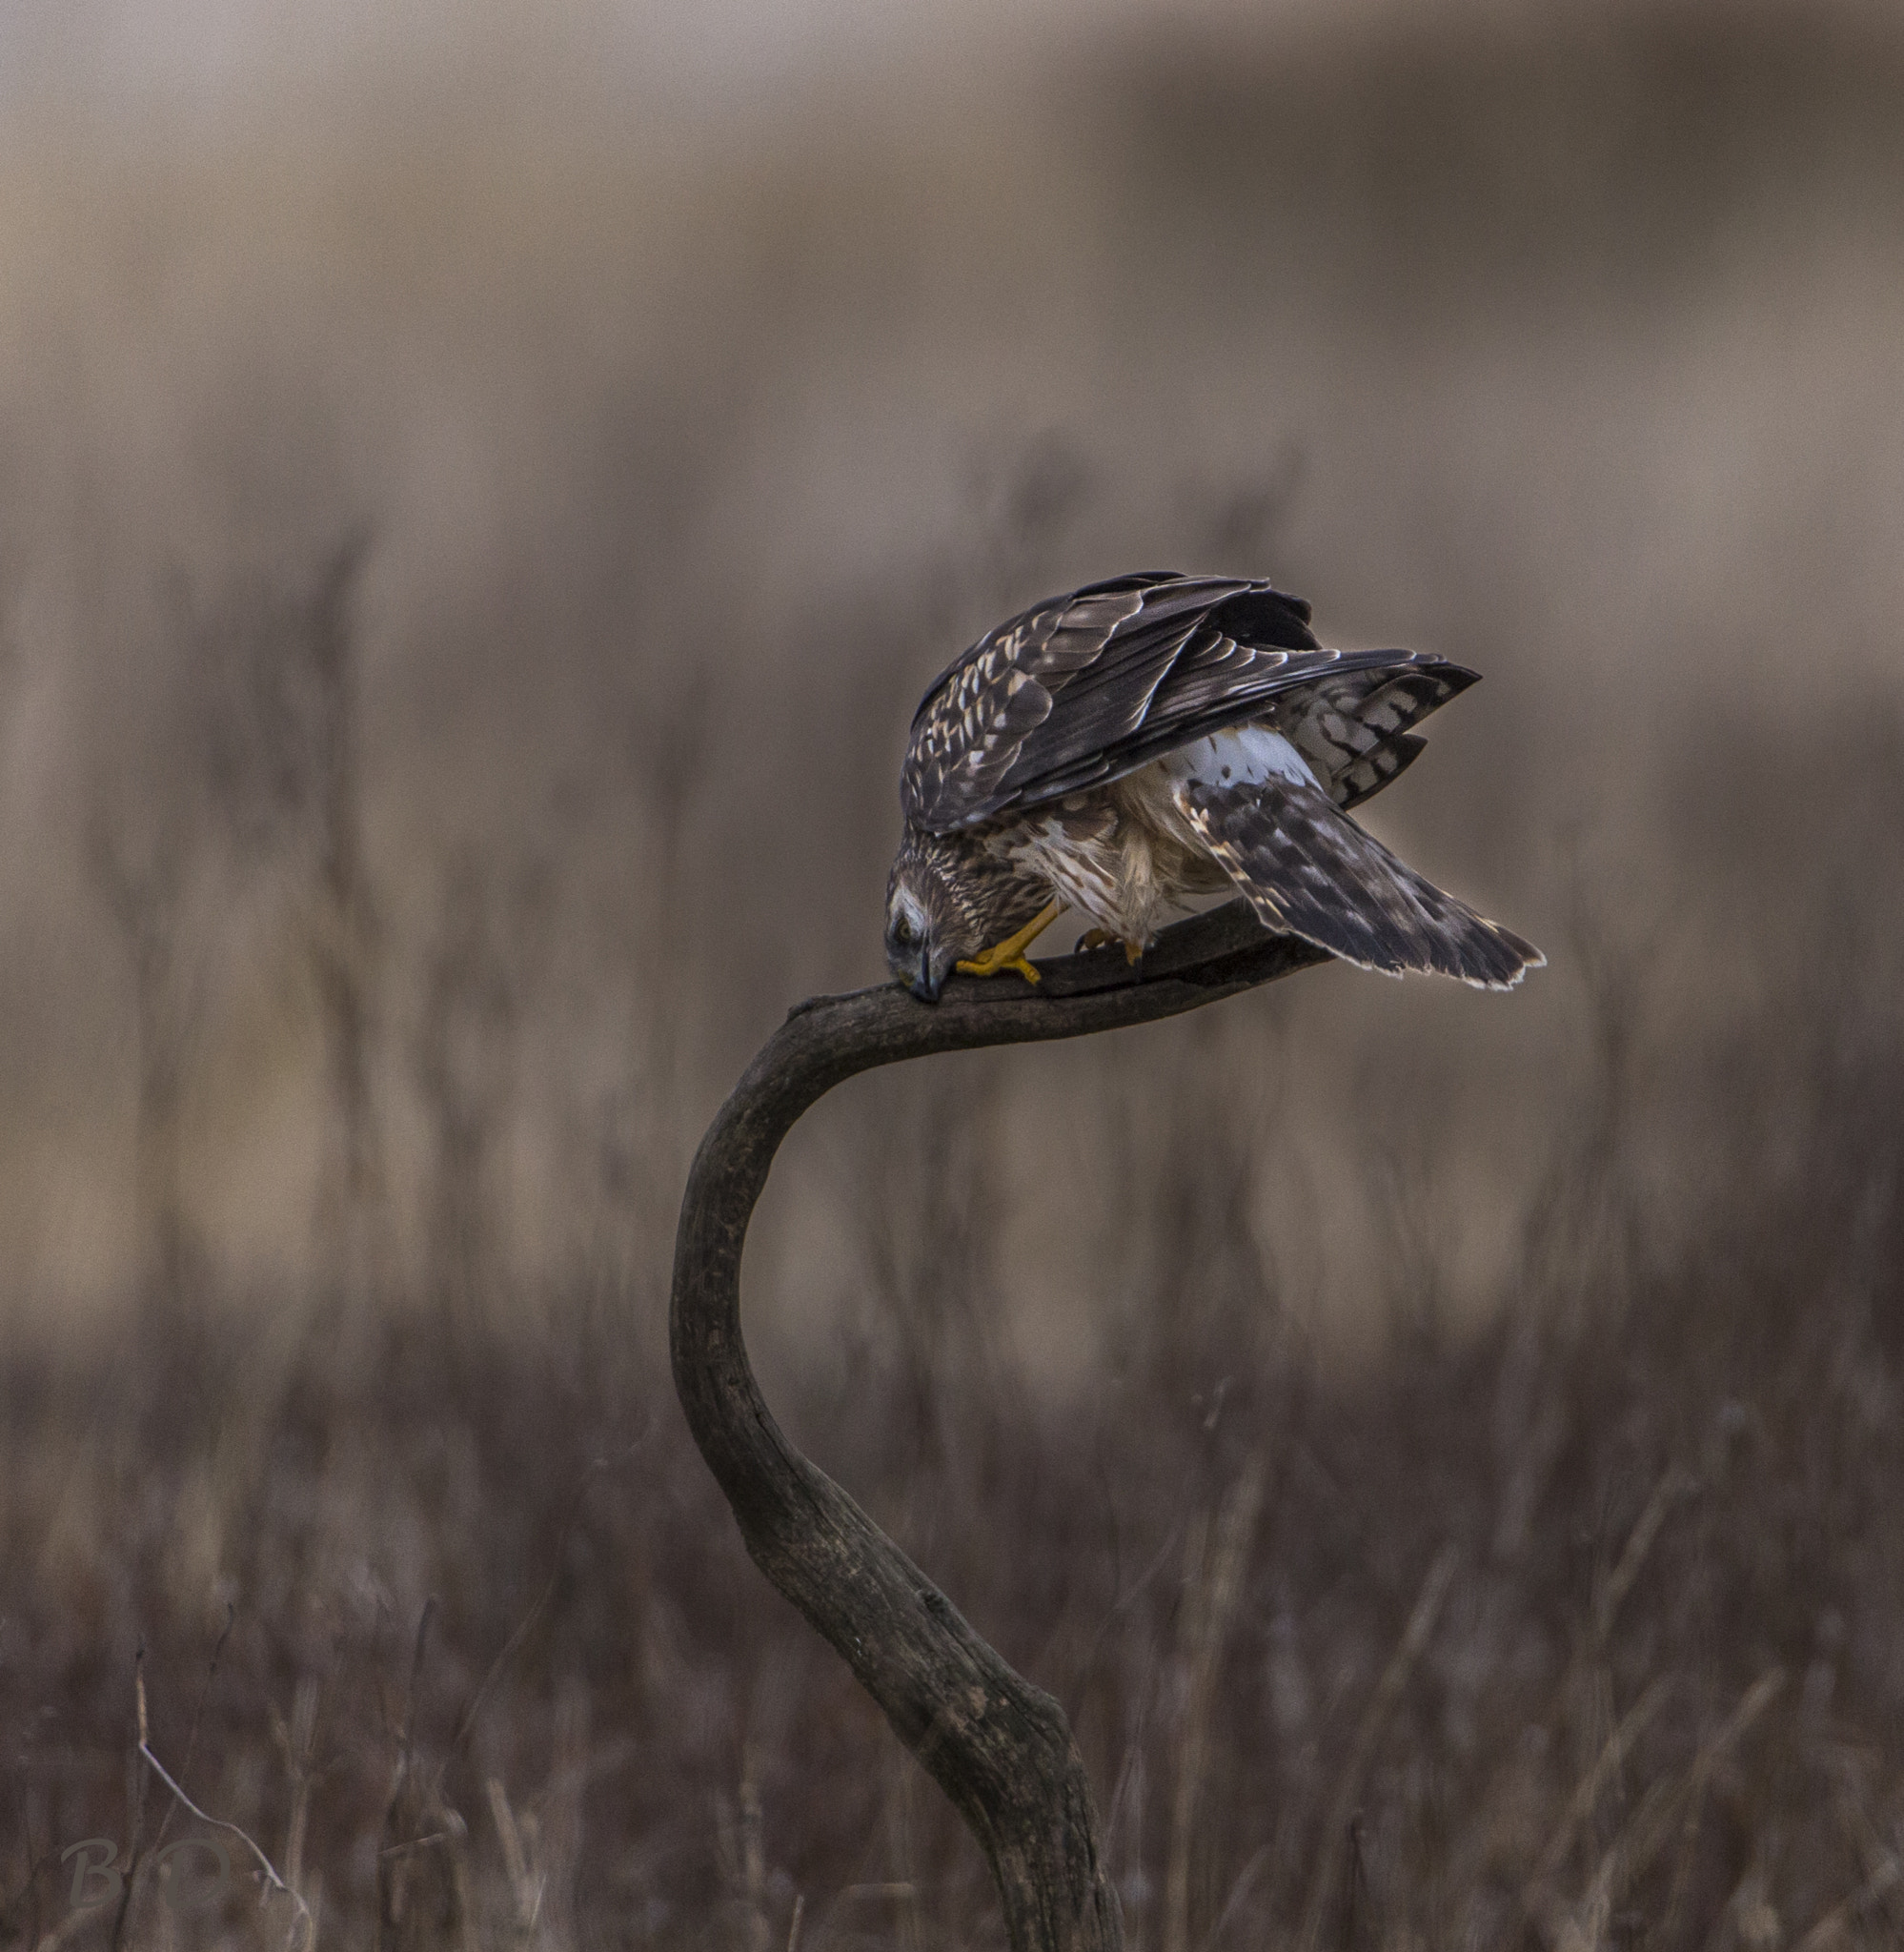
[3,1,1902,1945]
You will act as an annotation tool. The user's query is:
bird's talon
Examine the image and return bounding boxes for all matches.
[954,901,1062,986]
[955,950,1043,986]
[1078,928,1111,951]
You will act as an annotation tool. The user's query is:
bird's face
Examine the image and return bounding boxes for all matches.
[884,851,970,1003]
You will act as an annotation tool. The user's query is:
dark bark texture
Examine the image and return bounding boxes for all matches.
[669,900,1330,1951]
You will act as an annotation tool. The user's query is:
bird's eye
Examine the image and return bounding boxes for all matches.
[892,916,916,946]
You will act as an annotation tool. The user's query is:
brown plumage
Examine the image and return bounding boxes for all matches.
[884,572,1541,1000]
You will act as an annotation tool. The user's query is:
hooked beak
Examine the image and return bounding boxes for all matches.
[910,949,943,1004]
[892,940,949,1004]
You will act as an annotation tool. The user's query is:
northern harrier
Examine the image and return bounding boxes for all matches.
[885,572,1542,1001]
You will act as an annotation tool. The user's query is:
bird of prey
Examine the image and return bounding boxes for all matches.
[884,572,1542,1001]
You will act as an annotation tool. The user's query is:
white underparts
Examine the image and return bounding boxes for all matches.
[1157,724,1322,795]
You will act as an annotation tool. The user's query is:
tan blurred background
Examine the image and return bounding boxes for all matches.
[2,0,1900,1354]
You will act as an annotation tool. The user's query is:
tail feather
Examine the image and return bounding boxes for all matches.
[1278,663,1477,812]
[1335,729,1427,812]
[1173,773,1543,990]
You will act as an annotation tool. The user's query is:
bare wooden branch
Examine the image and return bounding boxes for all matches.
[670,901,1331,1952]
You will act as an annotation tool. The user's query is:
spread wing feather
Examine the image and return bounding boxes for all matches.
[1173,773,1544,990]
[902,572,1471,831]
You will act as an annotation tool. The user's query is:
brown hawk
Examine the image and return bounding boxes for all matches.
[884,572,1542,1000]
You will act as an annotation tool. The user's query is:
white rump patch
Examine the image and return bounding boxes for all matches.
[1160,725,1320,794]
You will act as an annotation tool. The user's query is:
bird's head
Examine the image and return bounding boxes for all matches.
[884,842,972,1003]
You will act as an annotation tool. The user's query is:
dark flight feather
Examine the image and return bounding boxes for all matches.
[1173,772,1542,989]
[902,572,1470,832]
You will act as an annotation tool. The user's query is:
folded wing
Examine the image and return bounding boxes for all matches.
[902,572,1471,832]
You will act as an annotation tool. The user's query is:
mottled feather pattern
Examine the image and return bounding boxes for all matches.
[901,572,1466,832]
[1173,772,1541,989]
[903,576,1268,828]
[886,571,1541,999]
[892,825,1055,956]
[901,585,1144,830]
[989,792,1199,946]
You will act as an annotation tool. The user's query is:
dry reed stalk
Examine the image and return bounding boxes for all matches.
[1548,1463,1691,1903]
[884,1758,924,1952]
[537,1683,592,1952]
[430,1454,619,1813]
[485,1778,541,1940]
[738,1750,770,1952]
[441,1812,483,1952]
[1196,1842,1270,1952]
[1546,1669,1784,1948]
[276,1675,321,1904]
[302,1875,324,1952]
[1659,1668,1787,1943]
[151,1606,234,1856]
[108,1653,151,1952]
[1527,1678,1670,1901]
[378,1600,477,1952]
[105,1655,154,1952]
[1593,1468,1695,1644]
[1793,1855,1904,1952]
[136,1737,314,1952]
[1294,1545,1458,1952]
[1102,1717,1150,1926]
[1827,1759,1904,1945]
[1555,1772,1680,1949]
[1163,1452,1268,1952]
[33,1907,104,1952]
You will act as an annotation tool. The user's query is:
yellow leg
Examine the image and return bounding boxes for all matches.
[956,901,1062,986]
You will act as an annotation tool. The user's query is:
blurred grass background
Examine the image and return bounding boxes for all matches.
[3,1,1903,1945]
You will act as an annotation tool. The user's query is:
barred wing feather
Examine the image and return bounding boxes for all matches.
[1172,772,1543,991]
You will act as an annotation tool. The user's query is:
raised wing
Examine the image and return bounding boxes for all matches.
[1172,769,1543,990]
[901,572,1463,831]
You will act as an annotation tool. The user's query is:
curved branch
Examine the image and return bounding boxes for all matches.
[669,901,1330,1951]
